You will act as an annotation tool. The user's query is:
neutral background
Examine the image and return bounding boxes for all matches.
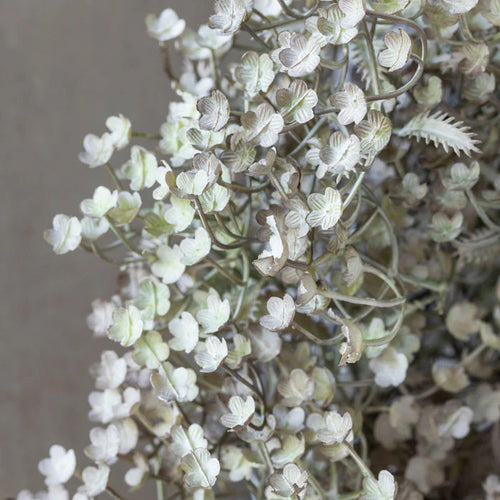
[0,1,210,496]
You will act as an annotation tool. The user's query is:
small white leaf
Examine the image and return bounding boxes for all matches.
[169,312,200,353]
[197,90,230,132]
[378,29,412,72]
[171,424,208,457]
[181,448,220,488]
[260,294,295,331]
[306,187,343,230]
[220,396,255,429]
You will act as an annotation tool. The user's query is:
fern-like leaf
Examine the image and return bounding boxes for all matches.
[396,111,481,157]
[350,36,388,93]
[456,228,500,266]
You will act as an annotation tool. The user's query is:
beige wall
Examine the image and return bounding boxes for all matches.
[0,1,210,496]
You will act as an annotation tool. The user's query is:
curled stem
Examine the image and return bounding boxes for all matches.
[366,56,424,103]
[277,0,319,19]
[318,288,405,309]
[292,320,343,346]
[466,188,499,230]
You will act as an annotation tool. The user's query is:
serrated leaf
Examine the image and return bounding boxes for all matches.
[396,111,481,157]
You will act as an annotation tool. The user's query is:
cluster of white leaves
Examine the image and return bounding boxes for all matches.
[133,331,169,369]
[122,146,158,191]
[361,470,396,500]
[197,89,230,131]
[197,292,230,334]
[91,351,127,390]
[151,244,186,284]
[274,32,321,77]
[80,186,118,218]
[34,1,500,499]
[278,369,314,406]
[85,424,121,464]
[268,463,308,499]
[87,297,120,337]
[307,5,358,47]
[88,386,140,423]
[182,448,220,488]
[78,464,110,497]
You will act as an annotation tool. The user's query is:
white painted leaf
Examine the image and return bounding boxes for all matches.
[378,29,412,72]
[197,90,230,131]
[397,111,481,157]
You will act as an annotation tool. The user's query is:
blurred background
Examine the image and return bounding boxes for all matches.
[0,1,210,496]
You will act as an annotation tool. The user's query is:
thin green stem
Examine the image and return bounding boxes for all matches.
[343,173,366,210]
[292,321,343,346]
[258,441,273,471]
[366,56,424,103]
[277,0,319,19]
[105,163,124,190]
[399,272,446,294]
[223,365,265,406]
[289,116,328,157]
[194,198,246,250]
[206,256,246,287]
[105,216,143,256]
[241,23,272,51]
[131,131,162,140]
[219,178,270,193]
[345,443,376,480]
[318,288,405,308]
[466,188,499,230]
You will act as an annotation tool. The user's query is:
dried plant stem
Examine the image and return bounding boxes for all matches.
[319,288,405,308]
